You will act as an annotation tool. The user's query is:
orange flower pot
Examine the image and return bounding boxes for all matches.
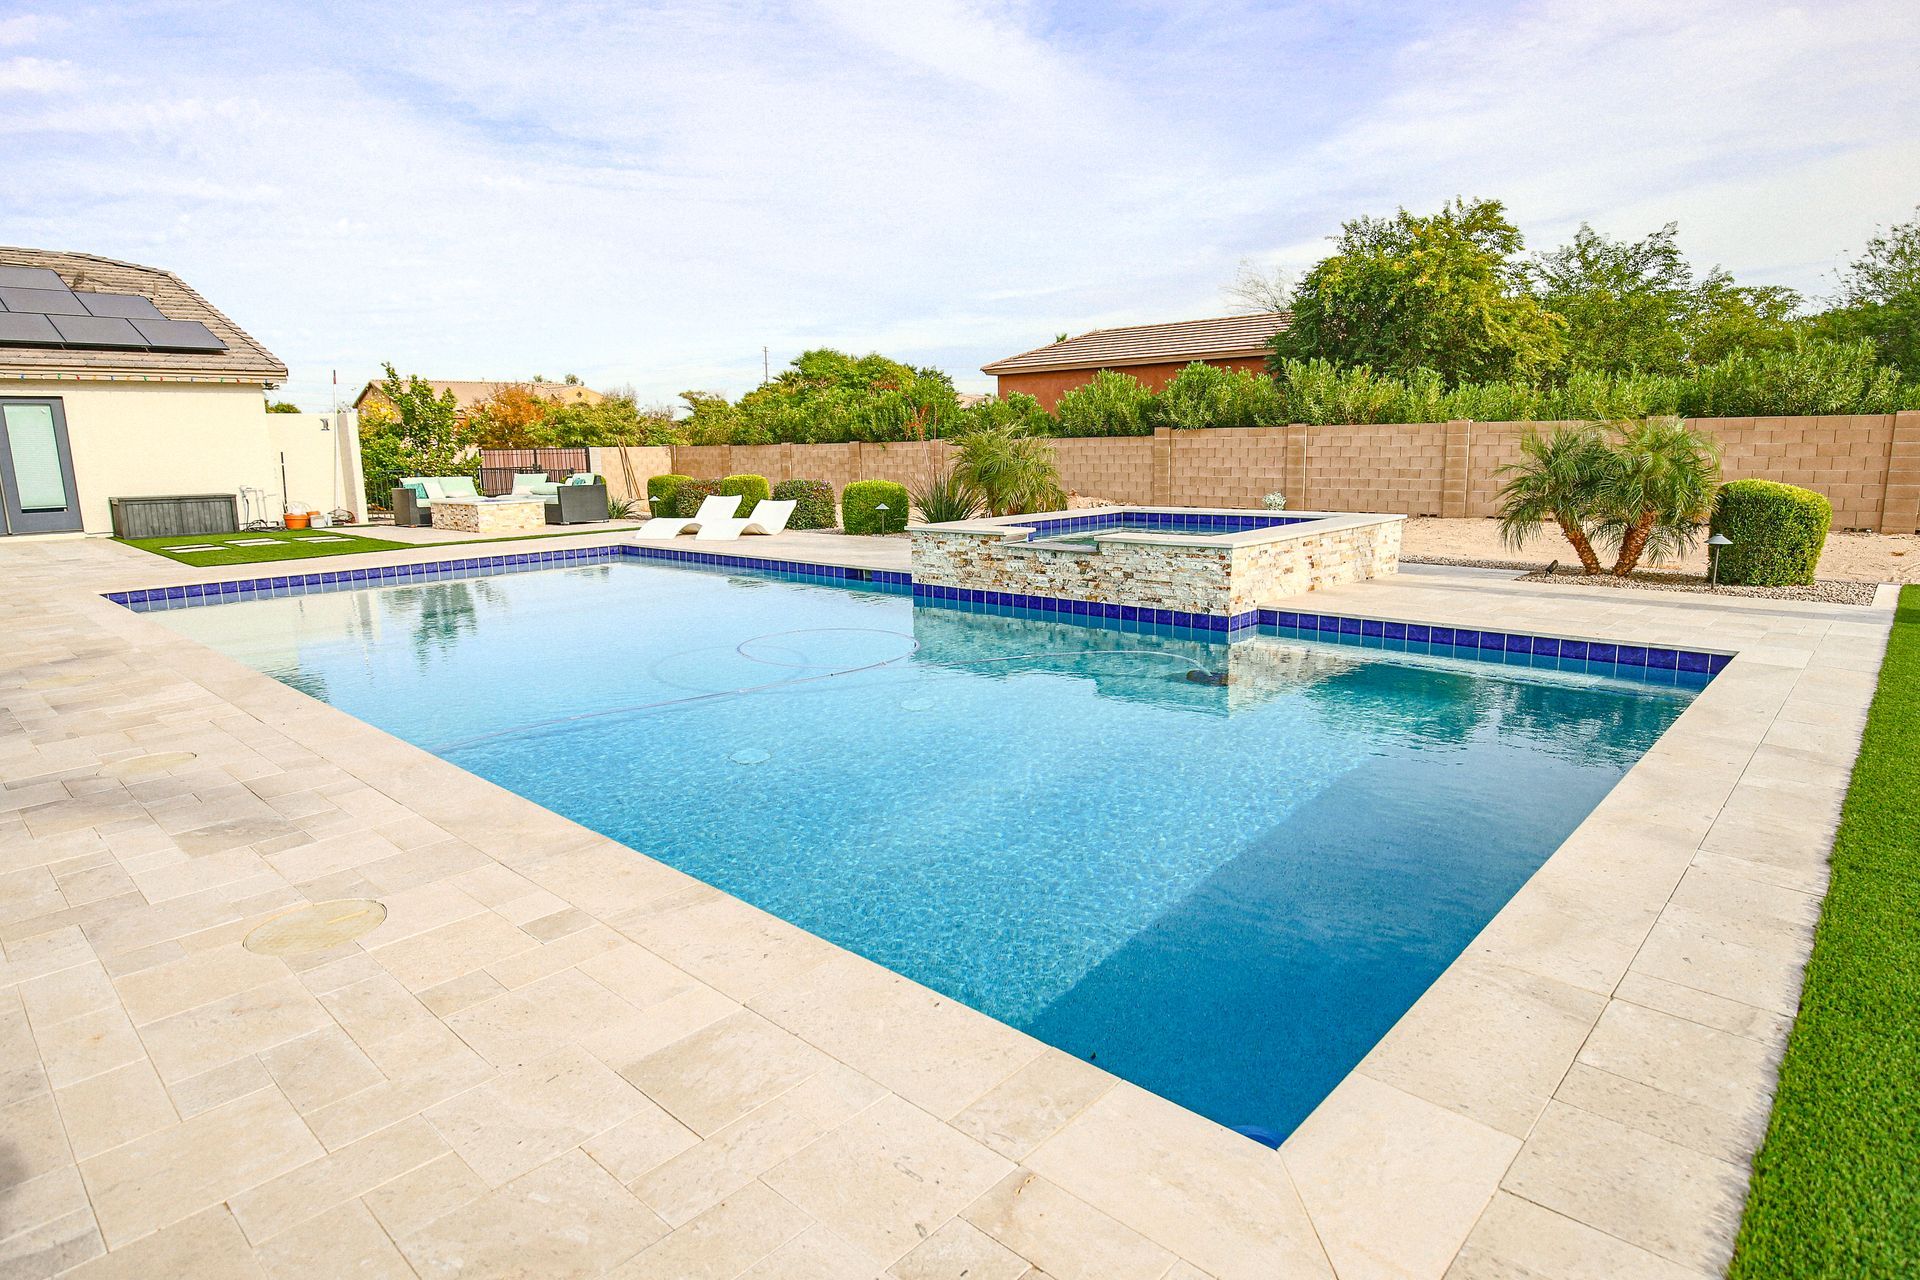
[284,512,311,530]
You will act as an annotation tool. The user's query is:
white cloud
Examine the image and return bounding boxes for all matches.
[0,14,61,47]
[0,54,79,92]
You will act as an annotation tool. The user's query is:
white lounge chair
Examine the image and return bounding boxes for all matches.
[635,494,742,539]
[694,499,798,541]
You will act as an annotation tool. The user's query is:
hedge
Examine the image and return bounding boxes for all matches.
[1710,479,1832,586]
[647,473,692,517]
[772,478,836,529]
[672,478,722,518]
[843,479,909,534]
[718,473,771,509]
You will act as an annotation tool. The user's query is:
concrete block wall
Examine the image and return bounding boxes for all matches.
[671,412,1920,533]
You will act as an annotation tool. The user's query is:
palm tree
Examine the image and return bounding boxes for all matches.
[951,424,1066,516]
[1495,424,1610,574]
[1597,417,1721,575]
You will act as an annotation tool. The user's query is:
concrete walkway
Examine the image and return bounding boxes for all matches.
[0,529,1889,1279]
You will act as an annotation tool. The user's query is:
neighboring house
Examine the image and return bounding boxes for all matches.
[0,247,362,536]
[981,313,1289,410]
[352,379,605,418]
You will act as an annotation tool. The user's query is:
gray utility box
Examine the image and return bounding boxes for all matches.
[110,494,240,539]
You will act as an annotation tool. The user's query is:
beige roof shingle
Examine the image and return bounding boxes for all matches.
[982,312,1289,375]
[0,246,287,383]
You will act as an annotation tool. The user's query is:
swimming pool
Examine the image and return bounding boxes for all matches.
[152,557,1701,1140]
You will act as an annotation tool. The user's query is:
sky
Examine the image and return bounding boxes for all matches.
[4,0,1917,410]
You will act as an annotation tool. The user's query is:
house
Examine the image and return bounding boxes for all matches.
[981,312,1289,410]
[0,247,363,537]
[352,378,605,418]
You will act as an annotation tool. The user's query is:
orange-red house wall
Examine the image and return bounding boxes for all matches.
[994,356,1271,412]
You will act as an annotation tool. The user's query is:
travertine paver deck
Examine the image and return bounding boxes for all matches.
[0,528,1891,1279]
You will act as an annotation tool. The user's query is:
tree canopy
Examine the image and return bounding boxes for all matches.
[1811,204,1920,373]
[1271,198,1566,383]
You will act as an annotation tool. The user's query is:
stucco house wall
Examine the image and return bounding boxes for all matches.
[995,356,1271,411]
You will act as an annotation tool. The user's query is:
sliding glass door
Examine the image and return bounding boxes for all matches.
[0,399,82,534]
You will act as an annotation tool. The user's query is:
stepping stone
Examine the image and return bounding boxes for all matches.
[163,544,221,552]
[229,538,279,546]
[299,535,351,543]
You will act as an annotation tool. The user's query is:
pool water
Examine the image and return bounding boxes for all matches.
[157,561,1697,1139]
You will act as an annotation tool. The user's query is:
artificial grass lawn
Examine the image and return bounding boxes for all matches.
[119,530,414,564]
[1729,585,1920,1278]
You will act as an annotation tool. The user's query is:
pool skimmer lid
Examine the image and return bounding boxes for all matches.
[244,899,387,955]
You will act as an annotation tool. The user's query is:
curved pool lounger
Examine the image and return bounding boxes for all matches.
[694,498,798,541]
[636,493,742,539]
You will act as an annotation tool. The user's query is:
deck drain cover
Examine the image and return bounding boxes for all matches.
[244,899,387,955]
[730,748,771,766]
[99,751,198,778]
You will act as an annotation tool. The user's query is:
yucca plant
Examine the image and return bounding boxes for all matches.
[910,466,982,524]
[1596,416,1721,575]
[951,424,1066,515]
[1494,424,1610,574]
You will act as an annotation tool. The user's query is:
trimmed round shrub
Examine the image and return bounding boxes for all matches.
[672,478,722,518]
[717,473,771,509]
[647,473,692,517]
[772,478,836,529]
[842,479,909,535]
[1709,479,1831,586]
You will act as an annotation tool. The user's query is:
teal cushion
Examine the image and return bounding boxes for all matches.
[404,481,428,501]
[566,473,598,486]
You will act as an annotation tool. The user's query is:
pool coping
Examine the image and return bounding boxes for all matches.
[6,528,1891,1278]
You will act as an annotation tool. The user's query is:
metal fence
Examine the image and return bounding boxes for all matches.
[477,447,592,496]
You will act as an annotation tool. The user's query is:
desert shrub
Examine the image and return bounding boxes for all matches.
[843,480,909,534]
[910,467,982,524]
[1710,479,1832,585]
[1053,370,1161,436]
[771,479,836,528]
[672,478,722,518]
[647,473,692,517]
[1159,362,1287,429]
[717,473,771,508]
[951,424,1065,515]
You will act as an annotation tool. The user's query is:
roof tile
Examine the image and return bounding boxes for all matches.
[982,312,1289,375]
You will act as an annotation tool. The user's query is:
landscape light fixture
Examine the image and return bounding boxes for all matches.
[1707,533,1733,588]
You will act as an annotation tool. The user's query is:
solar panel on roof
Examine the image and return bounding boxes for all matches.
[129,317,228,352]
[49,314,148,349]
[0,313,64,346]
[0,286,87,316]
[76,291,165,320]
[0,266,67,290]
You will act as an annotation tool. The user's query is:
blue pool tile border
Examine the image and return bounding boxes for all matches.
[104,541,1729,684]
[1012,509,1309,541]
[1259,607,1730,678]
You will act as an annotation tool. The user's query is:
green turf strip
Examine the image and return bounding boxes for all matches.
[119,530,413,564]
[1730,584,1919,1279]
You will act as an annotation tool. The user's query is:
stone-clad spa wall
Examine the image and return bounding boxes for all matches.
[910,514,1403,617]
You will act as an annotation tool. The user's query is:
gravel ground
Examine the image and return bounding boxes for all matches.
[1401,516,1916,584]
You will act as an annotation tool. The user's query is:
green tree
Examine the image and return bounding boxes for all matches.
[1530,223,1805,373]
[1596,417,1721,576]
[357,364,474,505]
[1685,274,1803,366]
[265,399,302,414]
[1810,205,1920,371]
[1530,223,1696,375]
[1270,197,1566,383]
[1495,425,1611,574]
